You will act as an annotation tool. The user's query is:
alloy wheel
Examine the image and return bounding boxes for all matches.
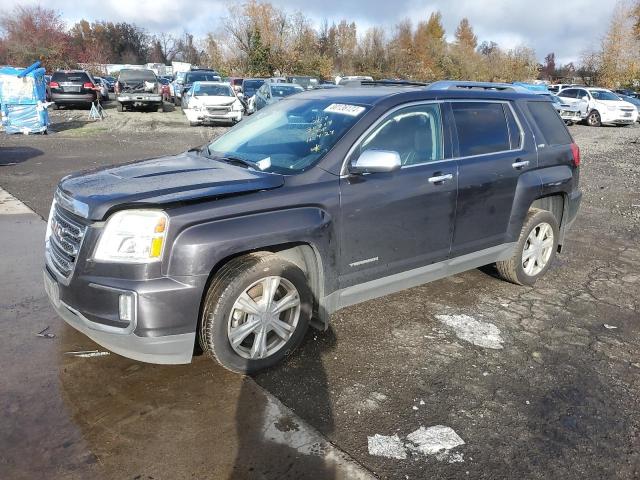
[227,276,301,360]
[522,222,554,276]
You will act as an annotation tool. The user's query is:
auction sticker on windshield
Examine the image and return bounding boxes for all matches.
[324,103,366,116]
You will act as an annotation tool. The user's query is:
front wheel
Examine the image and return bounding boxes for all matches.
[587,110,601,127]
[199,253,312,374]
[496,208,559,286]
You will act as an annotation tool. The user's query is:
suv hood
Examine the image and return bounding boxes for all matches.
[58,151,284,220]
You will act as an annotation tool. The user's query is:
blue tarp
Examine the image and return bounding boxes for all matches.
[0,61,49,134]
[513,82,549,93]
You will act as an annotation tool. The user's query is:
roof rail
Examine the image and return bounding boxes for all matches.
[426,80,524,92]
[341,79,428,88]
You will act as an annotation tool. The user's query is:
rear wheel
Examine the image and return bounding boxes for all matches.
[199,253,312,374]
[496,208,559,286]
[587,110,601,127]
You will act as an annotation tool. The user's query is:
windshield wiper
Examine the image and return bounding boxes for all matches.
[203,146,260,170]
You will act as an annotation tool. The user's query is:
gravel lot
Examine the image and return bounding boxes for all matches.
[1,104,639,479]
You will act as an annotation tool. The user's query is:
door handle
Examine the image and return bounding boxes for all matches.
[427,173,453,184]
[512,160,530,169]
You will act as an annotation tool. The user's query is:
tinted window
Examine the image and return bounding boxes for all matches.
[452,102,510,157]
[51,71,90,83]
[357,104,443,166]
[185,72,220,83]
[558,89,577,99]
[119,69,156,81]
[527,101,572,146]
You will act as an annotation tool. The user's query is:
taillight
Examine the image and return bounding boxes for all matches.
[49,81,59,88]
[83,82,94,89]
[570,143,580,167]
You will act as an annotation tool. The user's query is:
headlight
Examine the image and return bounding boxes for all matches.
[94,210,168,263]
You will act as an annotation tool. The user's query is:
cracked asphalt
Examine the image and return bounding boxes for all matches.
[1,105,639,479]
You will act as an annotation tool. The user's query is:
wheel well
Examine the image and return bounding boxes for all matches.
[196,243,325,344]
[531,194,566,251]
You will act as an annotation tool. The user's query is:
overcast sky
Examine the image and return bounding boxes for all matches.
[3,0,616,64]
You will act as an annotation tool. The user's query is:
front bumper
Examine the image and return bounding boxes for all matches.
[600,111,636,124]
[44,266,203,364]
[184,108,242,123]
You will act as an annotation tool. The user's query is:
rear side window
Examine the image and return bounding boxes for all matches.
[527,101,572,146]
[51,71,90,83]
[452,102,510,157]
[503,104,523,150]
[558,89,577,99]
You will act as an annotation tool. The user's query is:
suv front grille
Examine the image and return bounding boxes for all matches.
[46,203,87,280]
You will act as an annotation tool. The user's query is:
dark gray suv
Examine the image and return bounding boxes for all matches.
[44,81,582,373]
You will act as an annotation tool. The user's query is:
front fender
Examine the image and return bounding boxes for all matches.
[168,207,336,285]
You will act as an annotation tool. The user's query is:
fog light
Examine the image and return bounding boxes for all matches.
[119,293,135,322]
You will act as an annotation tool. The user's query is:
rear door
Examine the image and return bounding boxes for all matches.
[449,100,537,257]
[338,102,458,288]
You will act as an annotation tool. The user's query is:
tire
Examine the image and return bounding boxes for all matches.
[174,96,180,107]
[587,110,601,127]
[116,103,123,112]
[496,208,559,286]
[189,121,199,127]
[199,253,312,374]
[160,103,167,113]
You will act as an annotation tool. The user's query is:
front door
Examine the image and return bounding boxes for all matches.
[339,102,458,288]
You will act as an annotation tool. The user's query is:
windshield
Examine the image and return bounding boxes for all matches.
[207,98,369,174]
[591,90,620,101]
[271,85,304,98]
[194,84,233,96]
[243,79,264,96]
[185,72,220,83]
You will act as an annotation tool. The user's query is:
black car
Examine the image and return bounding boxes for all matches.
[49,70,98,109]
[44,81,582,374]
[176,69,221,106]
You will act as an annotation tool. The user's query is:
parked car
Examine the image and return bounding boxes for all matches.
[115,69,164,112]
[286,76,319,90]
[176,69,221,106]
[182,81,244,126]
[240,78,266,113]
[93,77,110,101]
[616,94,640,122]
[44,80,581,374]
[172,71,187,104]
[44,74,51,101]
[102,76,116,92]
[49,70,98,109]
[539,93,583,125]
[548,83,580,93]
[557,86,638,126]
[253,82,304,111]
[614,88,638,98]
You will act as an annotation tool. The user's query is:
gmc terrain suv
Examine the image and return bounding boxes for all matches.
[44,81,582,373]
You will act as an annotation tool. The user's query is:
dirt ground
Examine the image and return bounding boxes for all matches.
[1,101,639,479]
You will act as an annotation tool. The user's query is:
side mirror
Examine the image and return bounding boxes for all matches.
[350,149,401,174]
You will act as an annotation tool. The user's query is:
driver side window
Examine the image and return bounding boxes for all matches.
[354,103,443,167]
